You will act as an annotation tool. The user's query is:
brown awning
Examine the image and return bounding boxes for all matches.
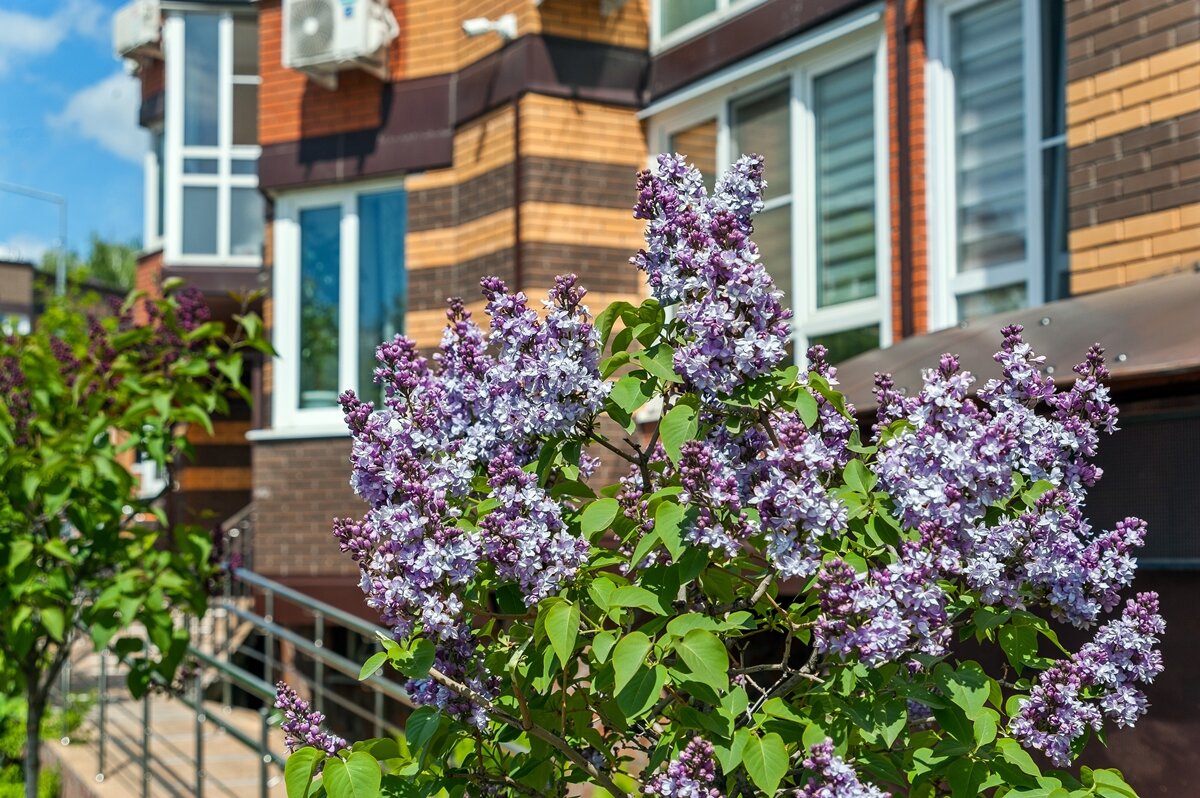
[835,269,1200,409]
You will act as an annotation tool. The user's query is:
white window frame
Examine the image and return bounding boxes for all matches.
[143,126,164,252]
[162,10,261,267]
[651,0,769,54]
[925,0,1046,330]
[647,24,892,362]
[272,178,407,432]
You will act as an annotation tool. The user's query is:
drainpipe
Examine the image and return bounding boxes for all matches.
[895,0,916,339]
[513,95,524,292]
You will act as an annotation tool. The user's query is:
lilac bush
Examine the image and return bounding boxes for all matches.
[279,155,1162,798]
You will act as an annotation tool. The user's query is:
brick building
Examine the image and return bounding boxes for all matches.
[117,0,1198,787]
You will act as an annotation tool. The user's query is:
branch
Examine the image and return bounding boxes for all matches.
[588,433,639,466]
[427,667,630,798]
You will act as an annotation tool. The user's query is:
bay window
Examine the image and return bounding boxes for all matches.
[161,11,262,265]
[650,25,890,364]
[273,183,408,429]
[927,0,1067,327]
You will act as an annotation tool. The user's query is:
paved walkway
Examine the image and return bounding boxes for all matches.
[50,692,285,798]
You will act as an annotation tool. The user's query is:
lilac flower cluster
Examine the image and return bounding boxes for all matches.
[633,153,792,397]
[868,327,1143,629]
[791,739,889,798]
[336,277,606,720]
[814,526,955,666]
[643,737,723,798]
[274,681,347,756]
[1011,593,1165,765]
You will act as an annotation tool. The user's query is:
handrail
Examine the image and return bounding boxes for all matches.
[232,567,383,639]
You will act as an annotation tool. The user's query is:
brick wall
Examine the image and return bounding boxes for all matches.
[887,0,929,338]
[1066,0,1200,292]
[251,436,362,578]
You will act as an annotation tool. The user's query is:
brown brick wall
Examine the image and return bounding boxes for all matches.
[888,0,929,337]
[0,261,33,310]
[251,436,362,578]
[1066,0,1200,293]
[139,58,164,100]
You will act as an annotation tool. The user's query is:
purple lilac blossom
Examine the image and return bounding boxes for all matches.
[643,737,723,798]
[632,153,792,398]
[791,739,889,798]
[1011,593,1165,765]
[335,278,603,721]
[274,681,346,756]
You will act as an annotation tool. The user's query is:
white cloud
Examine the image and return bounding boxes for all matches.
[0,0,107,75]
[48,71,148,164]
[0,234,55,264]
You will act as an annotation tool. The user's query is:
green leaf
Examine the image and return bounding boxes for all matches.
[579,498,620,537]
[659,403,698,464]
[592,631,617,664]
[741,732,788,795]
[653,501,685,562]
[544,600,580,668]
[842,459,877,494]
[44,539,76,564]
[611,632,652,694]
[321,752,381,798]
[41,607,66,641]
[405,707,441,752]
[616,663,667,719]
[358,651,388,681]
[996,739,1041,778]
[284,747,324,798]
[936,662,990,720]
[947,758,988,798]
[792,389,819,427]
[396,639,436,679]
[673,629,729,693]
[610,375,653,415]
[609,585,664,615]
[8,540,34,573]
[638,345,682,384]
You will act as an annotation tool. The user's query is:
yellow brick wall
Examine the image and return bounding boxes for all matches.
[1070,203,1200,293]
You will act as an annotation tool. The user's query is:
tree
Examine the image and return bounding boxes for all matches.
[0,280,270,798]
[278,156,1161,798]
[39,235,139,291]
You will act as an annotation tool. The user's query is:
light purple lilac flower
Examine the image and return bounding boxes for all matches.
[275,681,346,756]
[1011,593,1164,765]
[633,153,792,398]
[791,739,889,798]
[643,737,723,798]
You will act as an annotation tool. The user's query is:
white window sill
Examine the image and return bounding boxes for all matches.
[246,425,350,442]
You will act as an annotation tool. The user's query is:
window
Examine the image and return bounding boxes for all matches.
[650,29,890,365]
[927,0,1066,327]
[273,183,408,429]
[161,11,262,265]
[654,0,764,50]
[144,128,164,249]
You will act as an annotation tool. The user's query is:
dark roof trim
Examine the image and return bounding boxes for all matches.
[835,269,1200,410]
[647,0,872,100]
[258,33,647,192]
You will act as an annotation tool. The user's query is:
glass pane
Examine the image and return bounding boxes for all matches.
[669,118,718,192]
[230,188,263,256]
[299,206,342,409]
[1041,0,1065,139]
[231,159,258,175]
[233,83,258,146]
[732,84,791,201]
[953,0,1026,274]
[752,203,792,307]
[814,56,877,308]
[181,186,218,254]
[233,16,258,75]
[154,132,164,239]
[183,14,220,147]
[957,284,1027,321]
[810,325,879,365]
[660,0,717,36]
[1043,144,1068,302]
[183,158,218,174]
[358,190,407,397]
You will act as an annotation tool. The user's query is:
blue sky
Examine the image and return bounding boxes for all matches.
[0,0,145,262]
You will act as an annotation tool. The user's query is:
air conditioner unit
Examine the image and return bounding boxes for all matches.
[113,0,162,60]
[283,0,399,88]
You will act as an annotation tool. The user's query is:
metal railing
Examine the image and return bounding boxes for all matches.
[52,513,413,798]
